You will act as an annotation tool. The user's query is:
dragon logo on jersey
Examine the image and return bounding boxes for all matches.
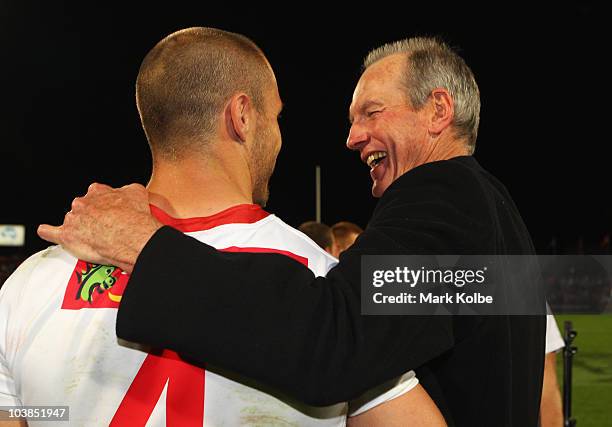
[61,260,129,310]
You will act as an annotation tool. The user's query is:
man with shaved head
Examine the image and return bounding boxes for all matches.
[137,27,278,208]
[0,28,447,425]
[38,36,545,425]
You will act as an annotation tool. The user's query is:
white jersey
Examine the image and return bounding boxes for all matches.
[0,204,417,426]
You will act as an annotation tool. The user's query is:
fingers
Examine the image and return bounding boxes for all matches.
[37,224,63,244]
[119,183,150,210]
[121,183,147,195]
[74,183,115,213]
[88,182,113,194]
[71,197,83,211]
[121,183,145,190]
[38,223,106,265]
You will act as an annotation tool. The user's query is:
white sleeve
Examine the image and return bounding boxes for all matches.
[0,353,20,406]
[0,279,22,407]
[545,314,565,354]
[347,370,419,417]
[0,252,48,407]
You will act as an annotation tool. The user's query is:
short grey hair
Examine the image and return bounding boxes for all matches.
[364,37,480,152]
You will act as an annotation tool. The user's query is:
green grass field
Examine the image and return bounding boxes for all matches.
[554,314,612,427]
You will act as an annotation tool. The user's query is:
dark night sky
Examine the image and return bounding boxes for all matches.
[0,2,608,255]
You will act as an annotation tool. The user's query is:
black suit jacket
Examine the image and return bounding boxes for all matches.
[117,156,545,426]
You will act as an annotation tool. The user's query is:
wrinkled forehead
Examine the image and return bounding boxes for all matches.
[349,54,407,114]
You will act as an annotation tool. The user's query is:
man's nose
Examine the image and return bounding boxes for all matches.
[346,123,369,151]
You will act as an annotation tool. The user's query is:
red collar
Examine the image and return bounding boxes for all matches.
[149,204,270,233]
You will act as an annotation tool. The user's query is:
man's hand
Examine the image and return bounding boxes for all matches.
[37,183,163,273]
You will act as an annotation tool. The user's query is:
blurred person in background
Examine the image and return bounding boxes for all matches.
[299,221,338,256]
[331,221,363,257]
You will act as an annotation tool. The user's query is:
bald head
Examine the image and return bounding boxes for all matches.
[136,27,274,160]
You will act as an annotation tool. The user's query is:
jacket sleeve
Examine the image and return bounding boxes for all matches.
[116,226,453,405]
[115,176,483,405]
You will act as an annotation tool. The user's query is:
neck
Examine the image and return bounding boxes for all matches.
[425,133,470,164]
[147,149,254,219]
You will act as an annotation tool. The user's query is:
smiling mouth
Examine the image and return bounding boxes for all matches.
[366,151,387,169]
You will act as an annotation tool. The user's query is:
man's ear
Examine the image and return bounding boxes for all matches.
[428,88,454,136]
[225,93,253,143]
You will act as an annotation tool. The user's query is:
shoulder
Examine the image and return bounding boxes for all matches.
[262,216,338,274]
[375,157,491,220]
[364,157,500,252]
[0,246,76,305]
[383,156,490,205]
[1,246,66,286]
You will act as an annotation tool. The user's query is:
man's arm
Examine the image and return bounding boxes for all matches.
[347,371,447,426]
[39,183,457,404]
[118,226,453,405]
[347,384,446,427]
[0,265,30,427]
[540,314,564,427]
[0,412,27,427]
[540,352,563,427]
[40,171,496,404]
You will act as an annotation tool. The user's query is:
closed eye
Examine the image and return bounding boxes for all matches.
[366,110,382,118]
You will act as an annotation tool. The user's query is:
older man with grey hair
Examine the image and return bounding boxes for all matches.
[40,36,545,426]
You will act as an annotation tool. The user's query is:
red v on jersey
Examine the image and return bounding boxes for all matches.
[106,205,310,425]
[110,350,205,427]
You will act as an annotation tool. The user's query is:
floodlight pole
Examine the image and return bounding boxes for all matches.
[315,165,321,223]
